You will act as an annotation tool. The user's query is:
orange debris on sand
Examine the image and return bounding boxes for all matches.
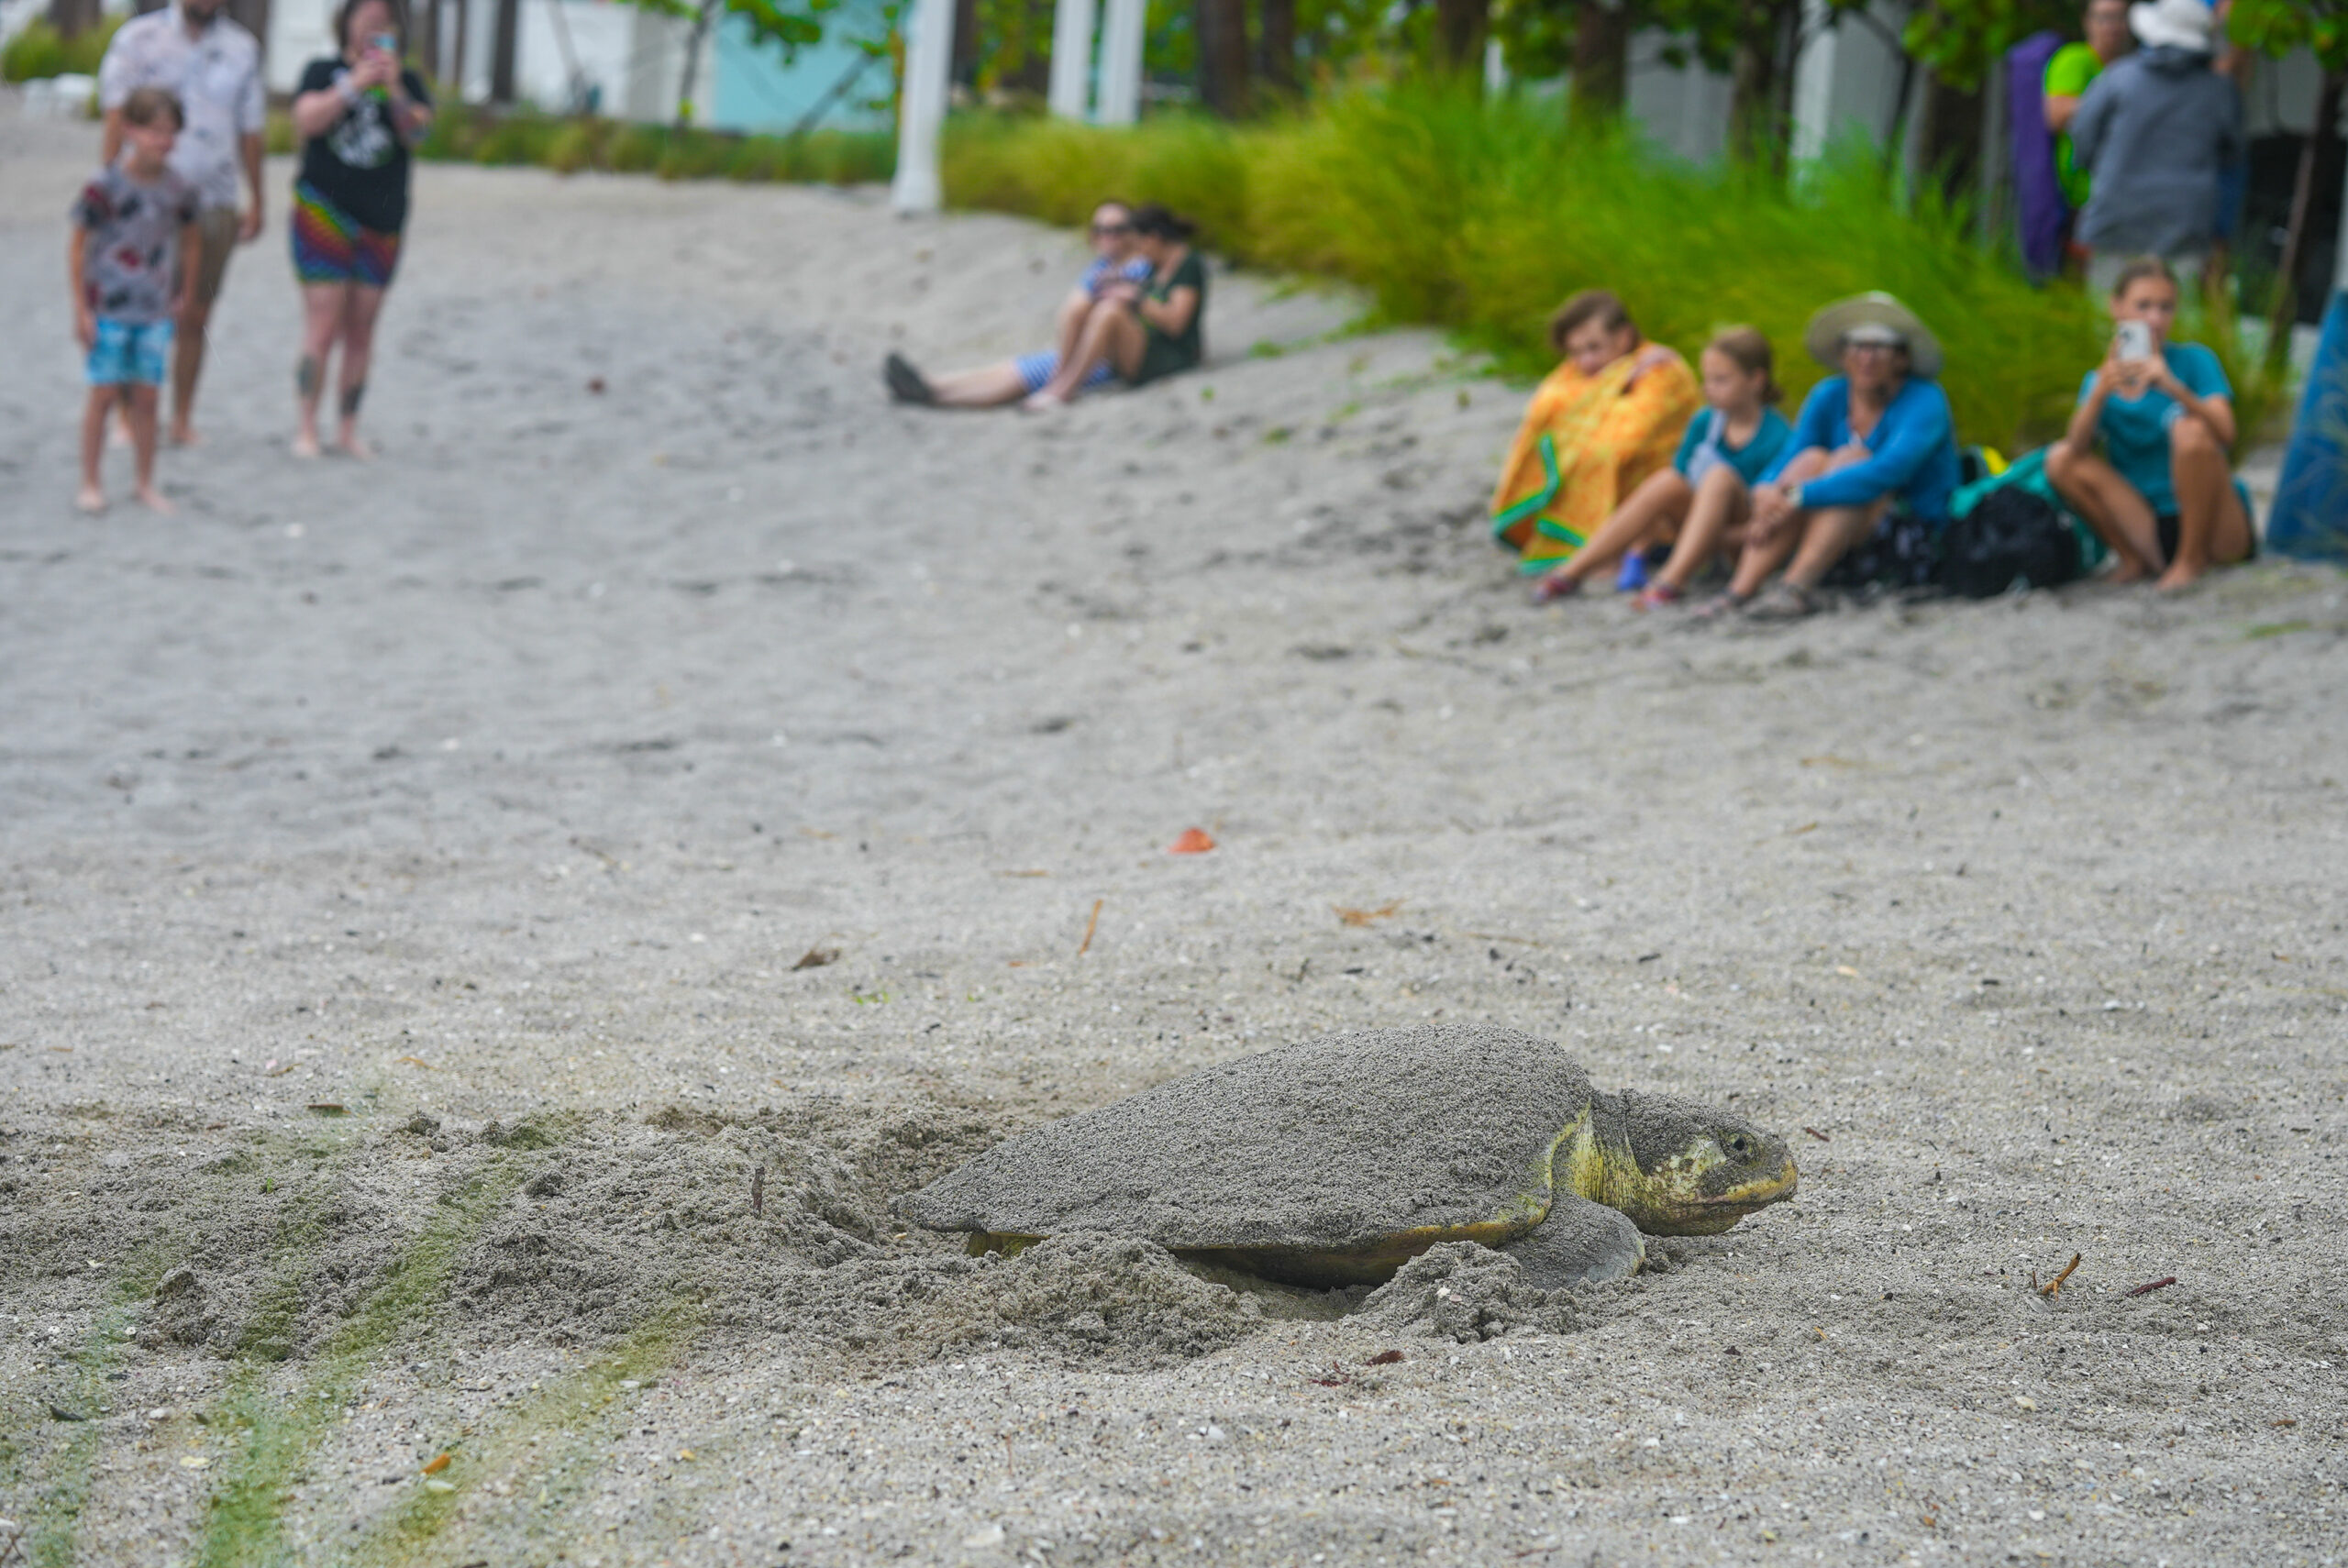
[1168,829,1216,855]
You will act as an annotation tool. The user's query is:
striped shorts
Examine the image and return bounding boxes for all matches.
[1013,349,1114,395]
[291,180,402,288]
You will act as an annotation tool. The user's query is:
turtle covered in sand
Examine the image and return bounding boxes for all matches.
[897,1025,1799,1289]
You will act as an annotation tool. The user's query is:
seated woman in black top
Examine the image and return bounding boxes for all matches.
[1024,204,1205,409]
[286,0,431,458]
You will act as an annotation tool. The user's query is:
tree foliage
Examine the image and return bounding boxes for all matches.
[1897,0,2077,92]
[2225,0,2348,72]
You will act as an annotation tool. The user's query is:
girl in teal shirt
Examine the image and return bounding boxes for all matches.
[1533,327,1792,605]
[2045,256,2255,589]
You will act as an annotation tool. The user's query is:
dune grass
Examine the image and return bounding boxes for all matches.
[0,15,123,82]
[942,88,2285,453]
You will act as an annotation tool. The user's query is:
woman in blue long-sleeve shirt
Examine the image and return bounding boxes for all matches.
[1704,294,1962,621]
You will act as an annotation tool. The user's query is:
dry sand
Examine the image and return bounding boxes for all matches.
[4,91,2347,1568]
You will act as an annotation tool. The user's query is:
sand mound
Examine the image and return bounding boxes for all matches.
[1357,1242,1586,1342]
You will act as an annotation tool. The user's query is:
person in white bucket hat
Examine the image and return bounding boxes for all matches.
[2068,0,2243,296]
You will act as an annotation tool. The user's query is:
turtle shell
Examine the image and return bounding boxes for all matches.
[897,1025,1594,1279]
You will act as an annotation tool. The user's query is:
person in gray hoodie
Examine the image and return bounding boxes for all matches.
[2070,0,2243,296]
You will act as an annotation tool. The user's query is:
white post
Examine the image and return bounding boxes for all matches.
[1093,0,1144,124]
[892,0,955,213]
[1047,0,1096,118]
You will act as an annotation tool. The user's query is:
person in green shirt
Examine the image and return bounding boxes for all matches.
[2044,0,2133,212]
[1024,204,1207,408]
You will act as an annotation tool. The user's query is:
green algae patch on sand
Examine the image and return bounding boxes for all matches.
[194,1155,543,1568]
[10,1244,181,1568]
[346,1301,705,1568]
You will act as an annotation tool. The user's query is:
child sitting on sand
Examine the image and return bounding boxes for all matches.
[71,85,202,514]
[1530,326,1792,605]
[884,200,1156,408]
[2043,256,2255,589]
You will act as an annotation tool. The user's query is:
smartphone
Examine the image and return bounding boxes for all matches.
[2114,320,2154,363]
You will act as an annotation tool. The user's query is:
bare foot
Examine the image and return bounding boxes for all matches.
[134,484,175,515]
[2154,560,2210,592]
[2105,560,2154,585]
[75,484,107,513]
[336,429,373,460]
[168,425,203,447]
[1021,391,1068,412]
[292,430,322,458]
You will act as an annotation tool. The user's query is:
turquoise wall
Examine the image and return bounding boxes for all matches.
[710,9,892,134]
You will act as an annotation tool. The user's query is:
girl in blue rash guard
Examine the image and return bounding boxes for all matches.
[1701,293,1962,622]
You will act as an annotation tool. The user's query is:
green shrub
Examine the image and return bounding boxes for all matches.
[940,85,2142,451]
[2,14,121,82]
[471,112,560,167]
[545,116,612,174]
[607,122,668,173]
[657,127,737,181]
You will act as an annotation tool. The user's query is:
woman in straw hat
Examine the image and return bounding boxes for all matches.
[1700,293,1961,621]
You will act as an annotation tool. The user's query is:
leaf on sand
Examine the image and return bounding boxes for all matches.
[306,1103,346,1116]
[1168,828,1216,855]
[181,1454,209,1468]
[422,1452,452,1474]
[393,1055,435,1069]
[1365,1350,1405,1365]
[1335,900,1402,927]
[792,945,842,970]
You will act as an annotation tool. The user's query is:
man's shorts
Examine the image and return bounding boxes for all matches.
[87,317,173,386]
[1014,349,1114,395]
[291,181,402,289]
[184,206,240,308]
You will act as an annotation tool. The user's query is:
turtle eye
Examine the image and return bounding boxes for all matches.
[1723,1133,1754,1160]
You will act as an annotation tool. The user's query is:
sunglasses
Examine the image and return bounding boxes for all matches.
[1091,222,1135,237]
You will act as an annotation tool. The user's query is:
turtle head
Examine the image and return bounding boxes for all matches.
[1600,1090,1798,1235]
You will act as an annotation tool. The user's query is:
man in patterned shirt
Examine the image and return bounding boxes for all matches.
[97,0,265,447]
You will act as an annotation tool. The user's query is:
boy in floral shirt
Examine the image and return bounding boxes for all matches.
[72,86,202,513]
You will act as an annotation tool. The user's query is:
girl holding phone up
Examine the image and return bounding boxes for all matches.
[2044,256,2254,590]
[286,0,432,458]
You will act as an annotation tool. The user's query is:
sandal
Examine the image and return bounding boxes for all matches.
[883,353,935,405]
[1744,581,1824,623]
[1632,581,1684,611]
[1530,571,1583,605]
[1689,591,1750,623]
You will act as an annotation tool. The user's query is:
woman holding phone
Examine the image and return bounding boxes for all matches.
[2044,256,2254,589]
[286,0,432,458]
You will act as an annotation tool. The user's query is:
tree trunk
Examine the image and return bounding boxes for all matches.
[1568,1,1628,127]
[952,0,980,85]
[490,0,520,103]
[1434,0,1487,80]
[1913,73,1984,203]
[1257,0,1296,94]
[673,0,714,122]
[2271,72,2344,371]
[450,0,471,95]
[1195,0,1251,116]
[412,0,437,85]
[1726,6,1779,161]
[47,0,102,37]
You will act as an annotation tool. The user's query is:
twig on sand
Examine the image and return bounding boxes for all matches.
[1335,900,1402,927]
[1077,899,1104,957]
[2124,1276,2176,1297]
[2033,1253,2083,1297]
[1002,1434,1015,1475]
[751,1165,766,1217]
[0,1516,25,1566]
[1802,1127,1831,1143]
[792,943,842,970]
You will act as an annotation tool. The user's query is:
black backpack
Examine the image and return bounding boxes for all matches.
[1937,486,2082,599]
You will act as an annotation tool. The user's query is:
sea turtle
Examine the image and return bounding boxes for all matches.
[897,1024,1799,1289]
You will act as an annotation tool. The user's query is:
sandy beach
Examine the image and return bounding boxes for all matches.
[4,93,2347,1568]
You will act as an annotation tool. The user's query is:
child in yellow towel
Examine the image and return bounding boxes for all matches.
[1490,290,1700,577]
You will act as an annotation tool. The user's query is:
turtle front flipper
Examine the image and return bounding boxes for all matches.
[1501,1196,1644,1288]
